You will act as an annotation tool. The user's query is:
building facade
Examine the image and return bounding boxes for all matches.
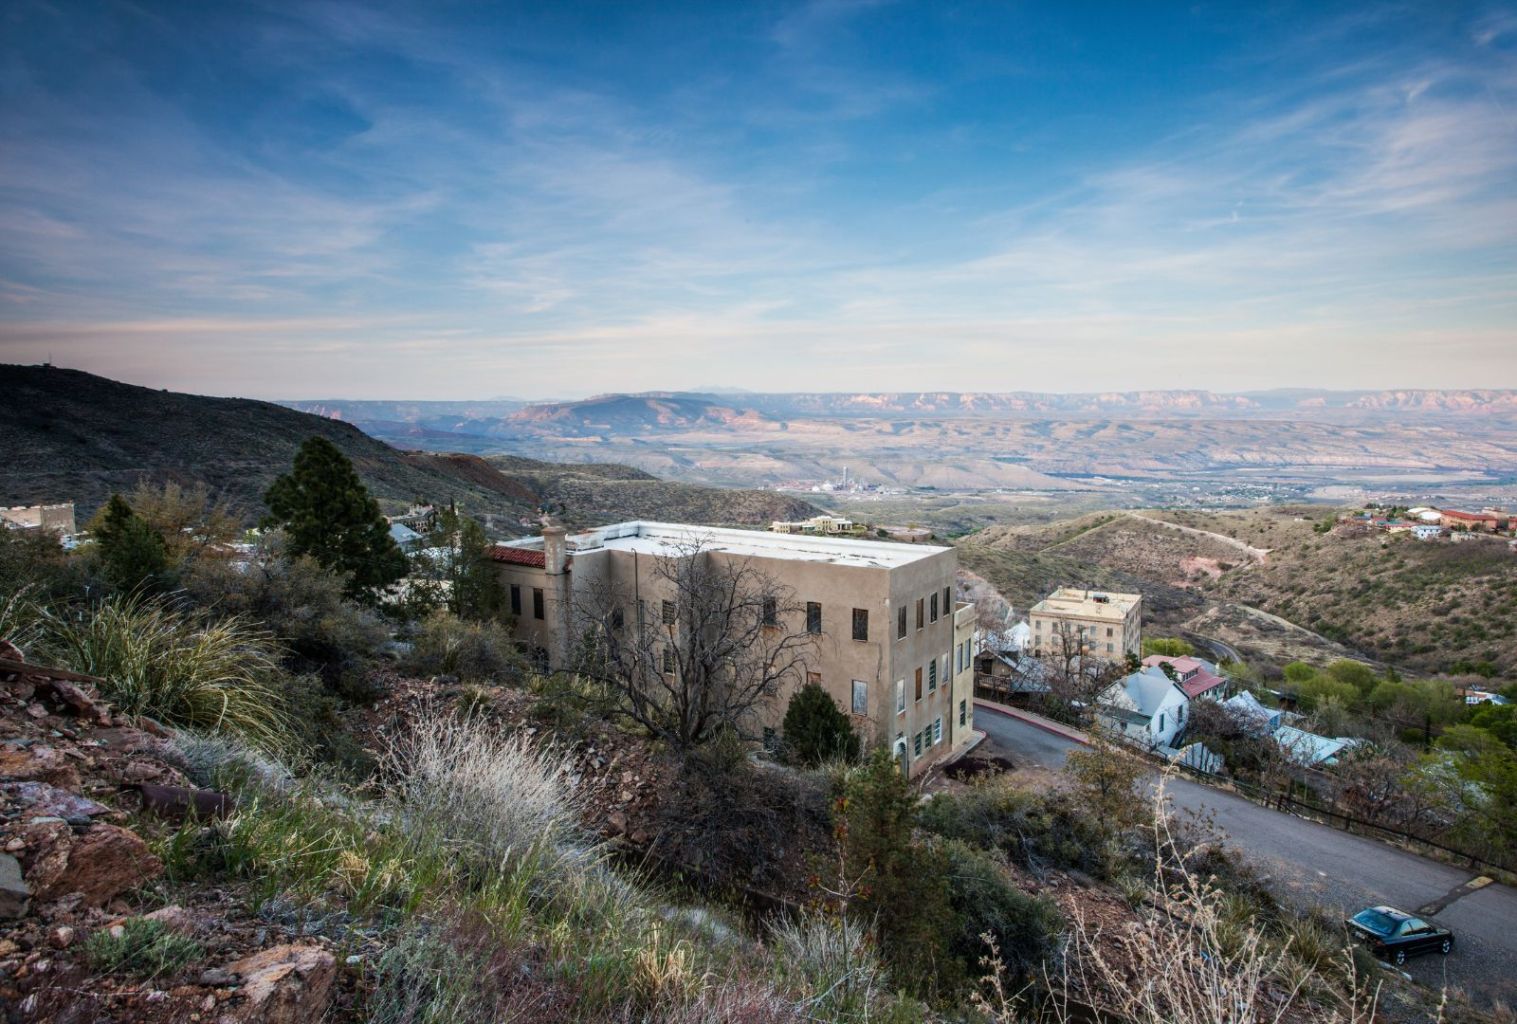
[492,521,974,777]
[0,503,77,537]
[1028,587,1142,662]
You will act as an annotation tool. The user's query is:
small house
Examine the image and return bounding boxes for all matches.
[1096,667,1189,748]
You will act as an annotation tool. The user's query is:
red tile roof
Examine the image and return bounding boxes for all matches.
[1142,654,1225,699]
[489,545,546,568]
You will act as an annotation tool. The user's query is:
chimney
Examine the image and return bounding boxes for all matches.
[542,522,568,575]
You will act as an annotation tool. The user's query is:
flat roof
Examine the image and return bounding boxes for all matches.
[1030,587,1141,619]
[504,520,949,569]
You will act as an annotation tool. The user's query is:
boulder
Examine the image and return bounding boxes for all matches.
[25,821,162,907]
[144,904,200,935]
[0,853,29,918]
[218,944,336,1024]
[3,780,109,820]
[0,745,81,789]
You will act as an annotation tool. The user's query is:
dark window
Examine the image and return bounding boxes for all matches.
[914,731,922,757]
[806,601,822,634]
[662,646,675,674]
[944,587,952,616]
[916,598,924,630]
[661,599,676,625]
[915,667,923,701]
[762,597,778,627]
[930,592,939,623]
[611,607,624,631]
[532,588,545,620]
[897,605,907,640]
[959,699,967,726]
[852,608,868,642]
[807,671,822,686]
[928,660,937,691]
[510,584,521,616]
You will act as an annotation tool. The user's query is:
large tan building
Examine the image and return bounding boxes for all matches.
[1029,587,1142,662]
[492,521,975,777]
[0,503,76,537]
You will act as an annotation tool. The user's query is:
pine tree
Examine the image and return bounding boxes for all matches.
[91,493,169,592]
[781,682,860,765]
[263,437,406,599]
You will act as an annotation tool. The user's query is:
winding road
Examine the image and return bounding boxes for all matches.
[976,704,1517,1005]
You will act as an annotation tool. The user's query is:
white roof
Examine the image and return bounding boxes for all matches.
[507,521,949,569]
[389,523,423,544]
[1102,667,1183,719]
[1274,725,1358,766]
[1032,587,1141,620]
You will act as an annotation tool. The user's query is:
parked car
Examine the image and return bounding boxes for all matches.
[1345,906,1454,965]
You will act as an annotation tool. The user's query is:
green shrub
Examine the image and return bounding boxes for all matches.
[85,918,203,979]
[918,780,1114,878]
[781,683,860,766]
[406,610,524,684]
[182,549,387,681]
[43,593,291,748]
[936,838,1062,984]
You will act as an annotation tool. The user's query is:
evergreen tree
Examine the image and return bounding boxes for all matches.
[426,507,505,620]
[781,682,860,765]
[91,493,170,592]
[263,437,406,599]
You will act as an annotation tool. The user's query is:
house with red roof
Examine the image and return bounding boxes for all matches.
[1141,654,1226,699]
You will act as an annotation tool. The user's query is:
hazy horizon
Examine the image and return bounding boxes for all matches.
[3,2,1515,398]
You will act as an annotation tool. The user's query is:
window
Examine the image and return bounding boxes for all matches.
[943,587,952,616]
[895,679,905,714]
[1158,712,1166,733]
[852,608,869,642]
[611,607,624,631]
[916,598,924,630]
[914,731,922,757]
[806,601,822,634]
[1106,643,1113,653]
[897,605,907,640]
[852,680,868,715]
[532,588,545,620]
[914,667,923,701]
[929,592,939,622]
[928,660,937,691]
[510,584,521,616]
[661,599,676,625]
[1034,620,1042,632]
[808,671,822,686]
[662,646,675,674]
[933,717,942,744]
[1106,627,1113,638]
[959,700,966,726]
[762,597,778,627]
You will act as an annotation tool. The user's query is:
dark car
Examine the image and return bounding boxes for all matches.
[1345,906,1454,965]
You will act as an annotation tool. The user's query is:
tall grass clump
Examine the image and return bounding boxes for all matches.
[382,710,585,873]
[44,592,291,748]
[0,585,45,654]
[771,911,886,1021]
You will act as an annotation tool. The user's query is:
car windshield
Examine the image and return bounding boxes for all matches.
[1351,909,1400,937]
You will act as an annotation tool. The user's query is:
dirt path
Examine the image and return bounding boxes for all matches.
[1125,510,1272,561]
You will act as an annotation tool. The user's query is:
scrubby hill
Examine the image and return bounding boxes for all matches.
[0,365,539,518]
[0,366,822,530]
[485,454,823,529]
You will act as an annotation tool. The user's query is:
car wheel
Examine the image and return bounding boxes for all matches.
[1440,939,1452,955]
[1393,949,1406,966]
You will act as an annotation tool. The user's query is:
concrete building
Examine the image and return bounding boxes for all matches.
[491,521,974,777]
[1029,587,1142,662]
[0,503,77,537]
[770,514,864,536]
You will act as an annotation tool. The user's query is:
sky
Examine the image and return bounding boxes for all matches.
[1,1,1515,400]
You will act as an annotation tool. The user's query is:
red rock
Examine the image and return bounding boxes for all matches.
[0,746,80,788]
[218,944,336,1024]
[25,822,162,907]
[144,904,199,935]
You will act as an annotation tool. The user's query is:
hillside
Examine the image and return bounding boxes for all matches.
[483,454,823,529]
[0,366,824,530]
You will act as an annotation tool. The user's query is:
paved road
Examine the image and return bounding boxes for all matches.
[977,706,1517,1004]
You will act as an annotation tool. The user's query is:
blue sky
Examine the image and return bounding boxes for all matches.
[1,1,1514,399]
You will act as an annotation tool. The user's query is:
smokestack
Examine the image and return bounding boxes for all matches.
[542,521,568,575]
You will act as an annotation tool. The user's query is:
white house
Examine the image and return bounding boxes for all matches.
[1411,524,1443,541]
[1222,690,1281,733]
[1096,666,1189,748]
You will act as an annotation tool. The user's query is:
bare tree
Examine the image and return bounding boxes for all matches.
[1040,622,1114,720]
[572,537,818,750]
